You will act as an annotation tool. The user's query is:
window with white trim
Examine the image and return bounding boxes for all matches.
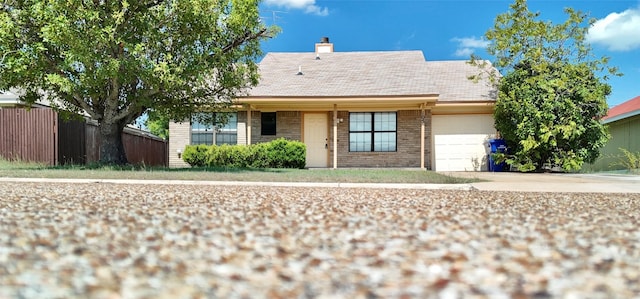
[191,112,237,145]
[349,112,397,152]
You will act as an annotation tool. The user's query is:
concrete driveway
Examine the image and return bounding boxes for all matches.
[0,171,637,194]
[444,171,640,194]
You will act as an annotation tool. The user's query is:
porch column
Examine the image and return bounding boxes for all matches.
[333,104,338,169]
[420,104,425,169]
[246,105,252,145]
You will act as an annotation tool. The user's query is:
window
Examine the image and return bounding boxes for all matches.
[215,113,238,145]
[191,112,237,145]
[349,112,396,152]
[261,112,276,135]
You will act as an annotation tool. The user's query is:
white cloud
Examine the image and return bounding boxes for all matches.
[394,32,416,50]
[587,7,640,51]
[305,5,328,16]
[264,0,329,16]
[451,37,489,57]
[454,48,475,57]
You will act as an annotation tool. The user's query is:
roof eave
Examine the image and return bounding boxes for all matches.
[237,94,439,111]
[602,109,640,124]
[242,93,438,98]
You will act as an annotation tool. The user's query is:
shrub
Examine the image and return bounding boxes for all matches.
[182,138,306,169]
[610,148,640,172]
[207,144,251,168]
[229,145,251,167]
[265,138,306,169]
[247,142,270,168]
[182,145,209,167]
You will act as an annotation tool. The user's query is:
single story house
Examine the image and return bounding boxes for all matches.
[588,95,640,171]
[169,38,499,171]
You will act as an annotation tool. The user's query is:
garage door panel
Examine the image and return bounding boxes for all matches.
[432,115,496,172]
[434,134,491,171]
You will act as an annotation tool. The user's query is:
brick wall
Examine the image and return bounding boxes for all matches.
[170,109,432,169]
[241,111,302,143]
[168,120,190,168]
[330,110,431,168]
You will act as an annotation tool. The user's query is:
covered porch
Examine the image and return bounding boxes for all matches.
[239,95,437,169]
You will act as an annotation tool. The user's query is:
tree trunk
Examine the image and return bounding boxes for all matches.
[99,121,128,165]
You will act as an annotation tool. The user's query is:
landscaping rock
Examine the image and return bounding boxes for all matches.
[0,182,638,298]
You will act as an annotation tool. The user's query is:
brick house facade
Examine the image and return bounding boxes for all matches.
[168,38,498,170]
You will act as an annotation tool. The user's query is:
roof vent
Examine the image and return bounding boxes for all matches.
[320,37,330,43]
[315,53,320,60]
[296,65,303,75]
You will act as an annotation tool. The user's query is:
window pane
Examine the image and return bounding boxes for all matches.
[216,133,237,145]
[349,113,359,131]
[349,132,371,152]
[374,132,396,151]
[218,113,237,131]
[374,112,396,131]
[192,112,238,146]
[349,112,371,131]
[192,112,213,131]
[191,112,214,145]
[191,132,213,145]
[261,112,276,135]
[215,112,237,145]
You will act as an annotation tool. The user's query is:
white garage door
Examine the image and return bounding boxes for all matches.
[432,115,496,171]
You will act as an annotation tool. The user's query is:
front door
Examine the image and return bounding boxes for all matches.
[303,113,328,168]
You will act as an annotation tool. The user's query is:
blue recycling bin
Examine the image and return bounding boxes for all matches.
[488,139,507,172]
[489,139,507,153]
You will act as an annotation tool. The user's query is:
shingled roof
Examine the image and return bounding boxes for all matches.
[247,50,497,102]
[426,61,497,102]
[249,51,437,97]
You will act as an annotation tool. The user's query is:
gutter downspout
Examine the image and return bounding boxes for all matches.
[420,104,425,169]
[333,104,338,169]
[247,105,252,145]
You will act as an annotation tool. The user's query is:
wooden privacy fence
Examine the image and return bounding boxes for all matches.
[0,108,168,166]
[81,123,168,166]
[0,109,58,165]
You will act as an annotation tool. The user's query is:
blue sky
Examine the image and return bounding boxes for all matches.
[258,0,640,107]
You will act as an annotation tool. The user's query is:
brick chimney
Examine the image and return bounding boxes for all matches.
[315,37,333,53]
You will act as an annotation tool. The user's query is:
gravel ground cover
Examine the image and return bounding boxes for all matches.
[0,182,638,298]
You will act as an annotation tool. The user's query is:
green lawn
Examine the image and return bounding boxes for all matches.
[0,159,478,184]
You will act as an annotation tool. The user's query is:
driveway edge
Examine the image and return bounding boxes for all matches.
[0,177,475,191]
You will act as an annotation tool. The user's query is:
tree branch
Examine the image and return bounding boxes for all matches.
[112,100,140,123]
[142,87,160,98]
[221,28,269,54]
[71,92,100,120]
[144,0,166,9]
[0,50,18,66]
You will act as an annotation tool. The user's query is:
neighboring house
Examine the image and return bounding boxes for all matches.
[169,38,498,171]
[588,95,640,171]
[0,90,19,106]
[0,89,50,108]
[0,90,168,166]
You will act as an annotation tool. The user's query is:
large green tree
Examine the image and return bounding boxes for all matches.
[0,0,274,164]
[471,0,619,172]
